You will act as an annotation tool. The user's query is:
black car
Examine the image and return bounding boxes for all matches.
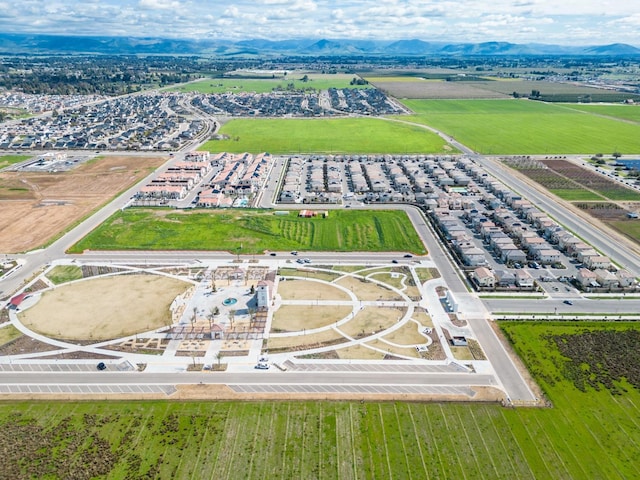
[403,254,413,258]
[97,362,107,371]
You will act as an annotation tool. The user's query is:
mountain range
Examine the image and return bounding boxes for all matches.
[0,33,639,57]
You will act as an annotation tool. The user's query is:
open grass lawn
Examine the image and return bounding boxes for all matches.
[202,117,451,155]
[169,73,369,94]
[45,265,83,285]
[69,208,425,254]
[396,99,640,154]
[609,219,640,243]
[1,322,639,478]
[0,154,30,169]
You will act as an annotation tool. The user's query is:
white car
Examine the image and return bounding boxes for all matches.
[255,362,270,370]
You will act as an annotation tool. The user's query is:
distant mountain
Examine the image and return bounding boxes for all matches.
[0,33,638,57]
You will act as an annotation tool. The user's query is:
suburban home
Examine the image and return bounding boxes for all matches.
[615,269,636,287]
[594,269,618,288]
[494,270,516,287]
[576,268,599,288]
[585,255,611,270]
[515,270,535,288]
[471,267,495,288]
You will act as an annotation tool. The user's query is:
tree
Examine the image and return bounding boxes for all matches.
[250,284,255,295]
[229,309,236,328]
[613,152,622,159]
[215,351,223,367]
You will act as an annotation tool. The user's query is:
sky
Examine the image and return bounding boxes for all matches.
[0,0,639,46]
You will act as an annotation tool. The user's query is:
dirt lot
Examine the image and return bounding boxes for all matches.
[0,155,165,252]
[19,274,190,341]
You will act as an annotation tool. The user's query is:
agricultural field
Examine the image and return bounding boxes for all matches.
[470,80,640,102]
[558,103,640,123]
[69,208,426,254]
[504,157,640,202]
[396,99,640,155]
[368,78,507,99]
[169,73,369,94]
[202,117,451,155]
[2,322,639,478]
[0,155,166,253]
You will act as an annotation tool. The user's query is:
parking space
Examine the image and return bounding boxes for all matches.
[0,383,177,396]
[230,384,476,397]
[0,361,134,372]
[283,362,461,373]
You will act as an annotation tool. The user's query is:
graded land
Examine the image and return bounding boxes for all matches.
[1,322,638,479]
[202,117,452,155]
[0,155,165,253]
[69,208,426,254]
[18,274,190,341]
[396,99,640,155]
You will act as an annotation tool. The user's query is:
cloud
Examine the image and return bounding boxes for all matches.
[139,0,181,10]
[0,0,638,45]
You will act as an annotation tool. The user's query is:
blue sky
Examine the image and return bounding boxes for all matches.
[0,0,638,46]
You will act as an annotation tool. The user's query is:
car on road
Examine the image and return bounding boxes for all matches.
[291,251,298,255]
[391,259,399,264]
[269,252,276,256]
[403,254,413,258]
[563,300,573,305]
[302,258,311,263]
[296,258,304,264]
[255,362,270,370]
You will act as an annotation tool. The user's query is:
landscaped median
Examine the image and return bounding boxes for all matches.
[67,208,426,254]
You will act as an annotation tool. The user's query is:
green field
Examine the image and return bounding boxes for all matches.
[203,117,451,154]
[69,209,426,254]
[46,265,83,285]
[396,99,640,154]
[0,154,31,169]
[169,74,369,94]
[558,103,640,123]
[2,322,639,479]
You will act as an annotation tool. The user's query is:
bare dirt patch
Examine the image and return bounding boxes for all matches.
[335,276,400,301]
[271,305,353,332]
[277,279,350,301]
[0,155,165,252]
[18,274,190,341]
[335,344,385,360]
[339,306,405,338]
[266,328,347,352]
[380,321,428,346]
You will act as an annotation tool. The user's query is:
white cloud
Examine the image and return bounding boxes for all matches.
[0,0,638,45]
[139,0,181,10]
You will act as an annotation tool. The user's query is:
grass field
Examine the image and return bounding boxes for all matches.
[1,322,639,478]
[558,103,640,123]
[396,99,640,154]
[169,73,369,94]
[0,154,30,169]
[69,209,426,254]
[202,117,451,155]
[46,265,83,285]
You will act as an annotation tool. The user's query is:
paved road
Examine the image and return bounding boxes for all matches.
[0,371,497,387]
[484,297,640,315]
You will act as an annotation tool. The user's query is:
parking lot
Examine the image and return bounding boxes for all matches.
[0,383,176,395]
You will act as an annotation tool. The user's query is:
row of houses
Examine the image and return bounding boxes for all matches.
[137,151,213,201]
[0,93,200,151]
[196,152,272,207]
[471,267,535,289]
